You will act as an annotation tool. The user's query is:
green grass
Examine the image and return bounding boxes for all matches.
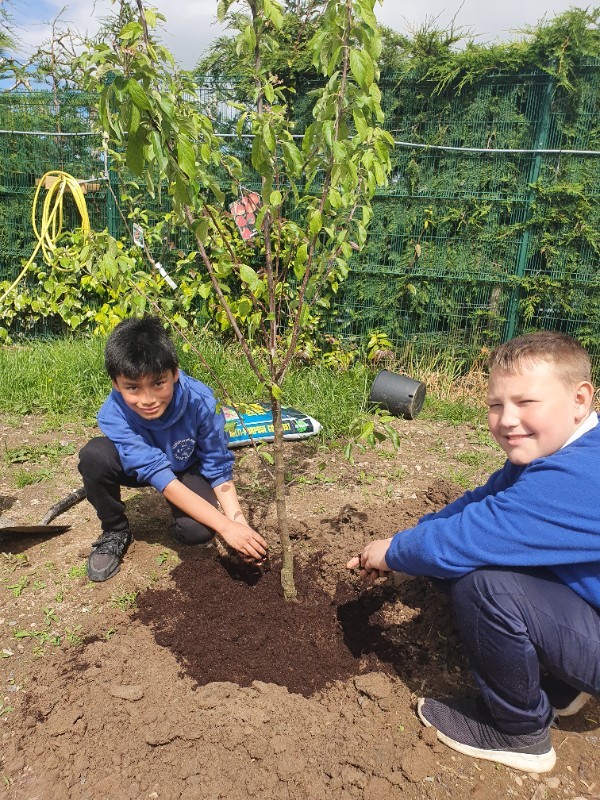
[3,442,75,464]
[0,336,108,421]
[0,335,483,436]
[420,396,485,426]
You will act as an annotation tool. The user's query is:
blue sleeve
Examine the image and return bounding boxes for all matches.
[385,451,600,578]
[192,394,235,488]
[416,462,520,524]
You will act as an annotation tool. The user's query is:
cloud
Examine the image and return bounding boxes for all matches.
[10,0,577,70]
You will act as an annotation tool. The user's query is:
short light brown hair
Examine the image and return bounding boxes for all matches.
[488,331,591,386]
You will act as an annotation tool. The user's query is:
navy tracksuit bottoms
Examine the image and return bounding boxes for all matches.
[449,567,600,733]
[78,436,218,544]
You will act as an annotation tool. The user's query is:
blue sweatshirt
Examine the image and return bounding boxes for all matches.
[385,418,600,609]
[97,370,234,493]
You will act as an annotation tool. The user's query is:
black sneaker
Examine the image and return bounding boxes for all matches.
[417,696,556,773]
[87,529,132,582]
[541,674,591,717]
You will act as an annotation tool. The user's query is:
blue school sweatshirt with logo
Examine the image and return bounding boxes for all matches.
[385,419,600,608]
[97,369,234,492]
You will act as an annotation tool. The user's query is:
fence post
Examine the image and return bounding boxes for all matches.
[504,72,555,341]
[105,149,119,239]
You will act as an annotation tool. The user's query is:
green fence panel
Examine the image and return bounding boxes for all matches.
[1,63,599,373]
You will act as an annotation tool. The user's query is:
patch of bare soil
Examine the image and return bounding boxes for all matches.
[0,415,598,800]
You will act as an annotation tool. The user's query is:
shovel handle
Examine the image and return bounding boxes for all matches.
[39,486,86,525]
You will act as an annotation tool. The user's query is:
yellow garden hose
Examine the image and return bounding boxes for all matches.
[0,171,91,305]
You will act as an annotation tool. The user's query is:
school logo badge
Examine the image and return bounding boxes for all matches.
[172,438,195,461]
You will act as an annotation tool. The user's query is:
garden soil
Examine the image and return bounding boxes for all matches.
[0,414,599,800]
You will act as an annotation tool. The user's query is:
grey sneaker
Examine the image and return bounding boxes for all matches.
[87,529,132,582]
[417,696,556,773]
[542,674,592,717]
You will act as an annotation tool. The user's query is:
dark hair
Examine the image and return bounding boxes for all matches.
[104,316,178,380]
[488,331,591,386]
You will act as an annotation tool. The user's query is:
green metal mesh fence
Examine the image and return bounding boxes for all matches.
[1,64,599,372]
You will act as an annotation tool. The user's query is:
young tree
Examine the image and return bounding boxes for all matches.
[77,0,393,599]
[195,0,324,99]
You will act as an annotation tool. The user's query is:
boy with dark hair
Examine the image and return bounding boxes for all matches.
[348,331,599,773]
[79,316,268,582]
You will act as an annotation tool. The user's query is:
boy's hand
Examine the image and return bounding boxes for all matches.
[347,537,393,580]
[219,520,268,564]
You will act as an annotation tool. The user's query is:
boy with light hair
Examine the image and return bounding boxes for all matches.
[349,331,599,773]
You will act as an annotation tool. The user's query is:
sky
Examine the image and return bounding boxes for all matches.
[8,0,583,71]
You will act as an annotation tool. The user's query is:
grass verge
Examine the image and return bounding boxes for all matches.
[0,335,486,435]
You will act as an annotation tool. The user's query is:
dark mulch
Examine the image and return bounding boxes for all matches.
[134,555,400,697]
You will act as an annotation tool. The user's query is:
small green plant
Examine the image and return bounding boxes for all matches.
[0,703,14,718]
[1,553,29,572]
[111,591,138,611]
[54,589,64,603]
[357,470,374,485]
[376,450,397,461]
[3,442,75,465]
[366,331,395,363]
[68,563,88,579]
[104,627,116,640]
[43,607,59,626]
[455,450,487,467]
[294,473,336,486]
[446,468,472,489]
[13,467,52,488]
[155,551,170,566]
[32,580,46,591]
[383,466,407,482]
[65,626,83,646]
[7,575,28,597]
[14,629,61,646]
[344,411,401,464]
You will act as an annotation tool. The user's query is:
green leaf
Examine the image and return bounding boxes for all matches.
[129,103,141,135]
[350,50,375,92]
[126,132,145,176]
[281,141,303,174]
[352,109,369,140]
[309,210,322,235]
[237,297,252,317]
[264,82,275,103]
[269,189,283,206]
[266,1,283,29]
[192,218,209,243]
[239,264,261,293]
[177,136,196,179]
[271,384,282,400]
[262,121,276,153]
[126,79,153,111]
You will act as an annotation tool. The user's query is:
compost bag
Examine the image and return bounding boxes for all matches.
[223,403,321,448]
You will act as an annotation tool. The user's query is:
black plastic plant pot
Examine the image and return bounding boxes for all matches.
[368,369,426,420]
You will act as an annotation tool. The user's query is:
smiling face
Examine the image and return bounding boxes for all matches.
[113,369,179,420]
[487,360,593,465]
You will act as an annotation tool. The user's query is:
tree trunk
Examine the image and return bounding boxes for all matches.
[271,394,297,601]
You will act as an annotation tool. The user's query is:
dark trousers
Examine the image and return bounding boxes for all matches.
[450,567,600,733]
[78,437,218,544]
